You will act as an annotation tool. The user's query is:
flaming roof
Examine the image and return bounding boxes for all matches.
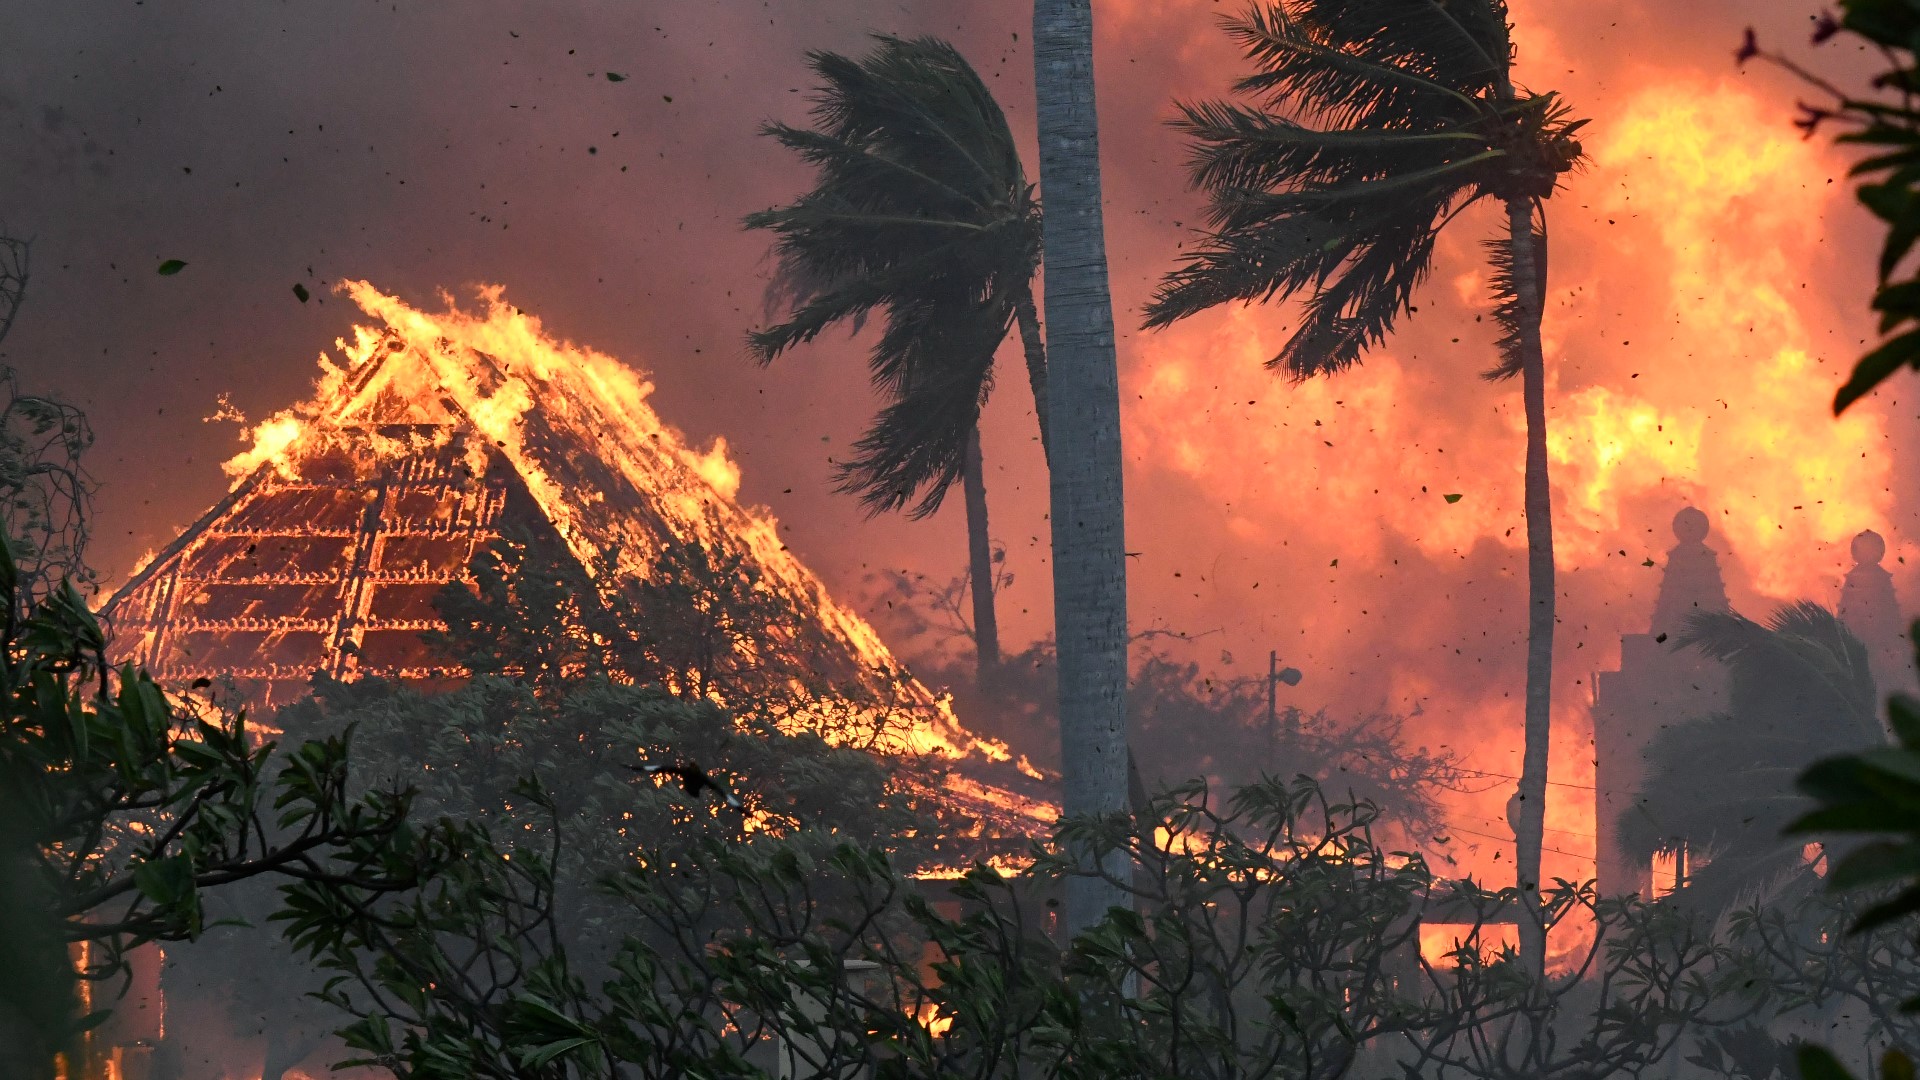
[103,281,1051,839]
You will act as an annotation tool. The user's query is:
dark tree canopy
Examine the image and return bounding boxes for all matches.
[1143,1,1583,379]
[747,35,1044,518]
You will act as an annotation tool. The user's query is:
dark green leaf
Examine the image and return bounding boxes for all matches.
[292,283,310,303]
[132,855,195,907]
[523,1037,599,1069]
[1826,839,1920,890]
[156,259,187,276]
[1851,882,1920,932]
[1796,1044,1859,1080]
[1859,181,1920,277]
[1892,692,1920,747]
[1834,327,1920,412]
[606,71,627,82]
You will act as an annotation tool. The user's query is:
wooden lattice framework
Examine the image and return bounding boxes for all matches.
[100,304,1052,838]
[104,357,542,708]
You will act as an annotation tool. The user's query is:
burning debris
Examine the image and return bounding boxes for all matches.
[629,759,747,810]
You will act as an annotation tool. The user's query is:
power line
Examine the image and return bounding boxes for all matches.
[1462,814,1595,841]
[1453,764,1617,795]
[1442,824,1591,861]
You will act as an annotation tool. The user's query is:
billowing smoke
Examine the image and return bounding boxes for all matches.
[1,0,1905,901]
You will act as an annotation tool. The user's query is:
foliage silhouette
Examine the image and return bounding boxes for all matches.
[276,772,1736,1080]
[1624,604,1882,916]
[1742,2,1920,413]
[748,34,1050,680]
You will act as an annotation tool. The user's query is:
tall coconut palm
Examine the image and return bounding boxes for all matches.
[1626,603,1883,917]
[747,35,1051,685]
[1141,1,1585,974]
[1033,0,1133,935]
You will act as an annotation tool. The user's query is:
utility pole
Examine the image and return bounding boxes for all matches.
[1263,652,1303,768]
[1266,650,1279,766]
[1267,651,1278,730]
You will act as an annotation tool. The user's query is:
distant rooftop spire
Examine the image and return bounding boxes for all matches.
[1650,506,1730,640]
[1840,528,1906,687]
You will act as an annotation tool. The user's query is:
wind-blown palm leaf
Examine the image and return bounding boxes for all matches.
[746,36,1041,517]
[1226,0,1508,128]
[1687,602,1880,722]
[1624,604,1884,914]
[1140,0,1584,978]
[1144,0,1584,377]
[1480,223,1546,380]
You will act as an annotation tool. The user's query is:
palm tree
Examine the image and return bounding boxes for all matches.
[747,35,1050,686]
[1033,0,1133,935]
[1626,603,1884,916]
[1140,0,1584,974]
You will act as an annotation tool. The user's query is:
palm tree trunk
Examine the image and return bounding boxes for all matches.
[961,426,1001,682]
[1023,246,1153,819]
[1033,0,1131,938]
[1019,239,1152,822]
[1014,286,1053,466]
[1507,197,1555,979]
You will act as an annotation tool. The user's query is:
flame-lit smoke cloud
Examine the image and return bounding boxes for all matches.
[1,0,1906,894]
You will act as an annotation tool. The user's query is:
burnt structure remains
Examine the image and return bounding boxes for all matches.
[104,412,509,709]
[97,287,1053,840]
[1593,506,1909,898]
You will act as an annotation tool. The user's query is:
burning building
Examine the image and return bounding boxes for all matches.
[1592,507,1734,899]
[102,281,1041,795]
[90,281,1055,1077]
[95,280,1062,878]
[1593,507,1909,899]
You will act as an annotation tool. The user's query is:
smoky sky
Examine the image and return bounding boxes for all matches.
[2,0,1906,880]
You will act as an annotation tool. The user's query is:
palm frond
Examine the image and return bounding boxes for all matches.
[833,291,1009,518]
[1145,0,1522,370]
[1173,98,1487,194]
[1680,603,1879,723]
[1147,0,1586,383]
[1410,0,1510,81]
[746,35,1039,515]
[1225,1,1508,129]
[1480,215,1545,381]
[745,237,990,362]
[1629,602,1886,915]
[1146,183,1470,376]
[803,41,1017,197]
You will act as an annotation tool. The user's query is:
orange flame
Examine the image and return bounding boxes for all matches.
[1128,79,1890,598]
[1121,69,1889,917]
[1561,81,1895,597]
[1419,922,1520,968]
[220,282,1038,788]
